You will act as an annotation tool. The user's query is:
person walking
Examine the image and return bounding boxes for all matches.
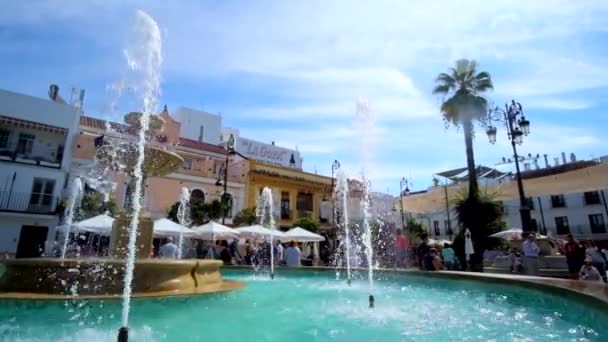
[522,233,540,276]
[159,236,178,259]
[394,229,409,268]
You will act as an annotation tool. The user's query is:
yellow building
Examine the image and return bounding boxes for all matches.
[241,160,335,230]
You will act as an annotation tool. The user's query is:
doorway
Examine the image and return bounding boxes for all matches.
[16,225,48,258]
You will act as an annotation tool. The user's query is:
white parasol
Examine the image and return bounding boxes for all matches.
[191,221,240,241]
[464,228,475,261]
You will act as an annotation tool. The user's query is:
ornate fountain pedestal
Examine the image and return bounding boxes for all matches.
[110,213,154,259]
[0,258,243,299]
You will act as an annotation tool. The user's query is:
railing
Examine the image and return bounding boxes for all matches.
[0,191,58,214]
[0,143,62,168]
[296,210,313,219]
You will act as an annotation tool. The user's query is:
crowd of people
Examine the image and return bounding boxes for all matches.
[563,234,607,284]
[157,237,306,267]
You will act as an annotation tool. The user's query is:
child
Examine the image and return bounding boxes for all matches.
[509,248,523,273]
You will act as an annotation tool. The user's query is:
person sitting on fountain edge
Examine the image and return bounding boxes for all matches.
[219,240,233,265]
[159,236,178,259]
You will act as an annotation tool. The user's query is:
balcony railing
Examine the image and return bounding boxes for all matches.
[0,143,62,168]
[0,191,58,214]
[297,210,313,219]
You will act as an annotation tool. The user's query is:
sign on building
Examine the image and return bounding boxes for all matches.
[235,137,302,169]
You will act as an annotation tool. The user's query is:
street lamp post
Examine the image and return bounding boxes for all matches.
[221,134,236,224]
[486,100,533,233]
[399,177,410,232]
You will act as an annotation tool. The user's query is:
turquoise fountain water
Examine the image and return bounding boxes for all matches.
[1,270,606,341]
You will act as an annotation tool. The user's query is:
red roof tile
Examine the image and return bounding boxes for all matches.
[178,138,226,154]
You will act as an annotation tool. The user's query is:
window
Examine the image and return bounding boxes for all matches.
[589,214,606,234]
[280,191,291,220]
[55,145,64,163]
[198,126,204,142]
[222,193,233,218]
[123,183,134,209]
[433,221,440,236]
[183,158,192,170]
[529,218,538,232]
[445,220,453,236]
[584,191,601,205]
[17,133,35,155]
[29,178,55,208]
[555,216,569,235]
[551,195,566,208]
[0,129,10,149]
[296,192,313,212]
[526,197,535,210]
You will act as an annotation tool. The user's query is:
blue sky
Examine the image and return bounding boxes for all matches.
[2,0,608,194]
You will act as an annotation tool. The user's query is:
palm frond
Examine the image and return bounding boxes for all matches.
[435,72,457,86]
[432,84,451,95]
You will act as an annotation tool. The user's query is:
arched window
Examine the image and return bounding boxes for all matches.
[190,189,205,204]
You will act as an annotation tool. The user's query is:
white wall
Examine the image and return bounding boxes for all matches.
[0,214,59,257]
[221,126,240,142]
[0,89,80,172]
[0,153,69,212]
[503,189,608,237]
[173,106,222,144]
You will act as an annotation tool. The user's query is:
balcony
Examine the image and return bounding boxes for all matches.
[0,191,59,215]
[0,142,63,168]
[297,210,313,219]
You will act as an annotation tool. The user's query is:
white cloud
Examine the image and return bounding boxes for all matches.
[3,0,608,195]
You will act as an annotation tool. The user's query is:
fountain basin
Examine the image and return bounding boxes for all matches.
[1,268,607,341]
[0,258,243,300]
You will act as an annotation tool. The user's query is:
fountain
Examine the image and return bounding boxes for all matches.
[60,177,84,259]
[176,187,191,259]
[257,187,276,279]
[335,171,352,285]
[0,11,243,341]
[360,176,375,308]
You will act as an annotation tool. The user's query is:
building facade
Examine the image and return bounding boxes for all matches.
[0,88,80,258]
[242,160,333,230]
[401,161,608,241]
[71,108,246,223]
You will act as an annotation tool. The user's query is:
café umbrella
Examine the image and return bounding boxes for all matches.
[191,221,240,241]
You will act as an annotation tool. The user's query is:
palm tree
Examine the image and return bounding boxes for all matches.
[433,59,493,199]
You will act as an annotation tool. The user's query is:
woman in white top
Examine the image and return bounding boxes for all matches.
[284,240,302,267]
[579,257,604,284]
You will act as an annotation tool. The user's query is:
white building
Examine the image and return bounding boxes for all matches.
[0,87,80,258]
[406,161,608,241]
[172,106,222,145]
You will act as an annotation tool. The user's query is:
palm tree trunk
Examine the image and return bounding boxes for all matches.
[463,118,479,199]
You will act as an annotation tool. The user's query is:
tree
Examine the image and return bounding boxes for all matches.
[292,217,319,233]
[405,216,427,241]
[451,189,505,270]
[167,198,226,226]
[433,59,493,200]
[233,207,257,226]
[79,192,116,219]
